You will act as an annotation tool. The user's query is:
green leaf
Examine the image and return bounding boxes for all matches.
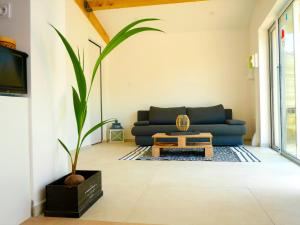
[77,48,81,67]
[50,24,87,102]
[108,18,160,48]
[72,87,83,134]
[102,27,163,61]
[81,104,87,131]
[89,25,163,97]
[82,49,85,72]
[80,119,115,146]
[58,139,73,164]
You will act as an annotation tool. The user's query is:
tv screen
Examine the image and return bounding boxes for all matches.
[0,46,28,95]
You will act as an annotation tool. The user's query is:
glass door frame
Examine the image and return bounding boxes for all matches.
[268,22,282,152]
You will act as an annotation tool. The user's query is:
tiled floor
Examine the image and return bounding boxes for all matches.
[22,217,154,225]
[76,142,300,225]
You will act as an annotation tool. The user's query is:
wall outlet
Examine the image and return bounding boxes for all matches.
[0,3,11,18]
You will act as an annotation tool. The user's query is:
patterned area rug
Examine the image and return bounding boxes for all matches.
[119,146,261,162]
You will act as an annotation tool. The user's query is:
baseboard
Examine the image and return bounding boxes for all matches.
[31,200,45,216]
[260,143,271,148]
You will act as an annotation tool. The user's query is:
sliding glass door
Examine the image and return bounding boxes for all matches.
[269,1,300,159]
[279,3,297,157]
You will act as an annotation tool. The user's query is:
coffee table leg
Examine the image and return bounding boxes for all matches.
[152,146,160,157]
[178,136,186,148]
[205,146,214,158]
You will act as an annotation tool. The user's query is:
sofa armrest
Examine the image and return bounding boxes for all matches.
[225,119,246,125]
[134,121,150,126]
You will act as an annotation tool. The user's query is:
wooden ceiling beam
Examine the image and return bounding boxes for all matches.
[86,0,206,11]
[75,0,110,43]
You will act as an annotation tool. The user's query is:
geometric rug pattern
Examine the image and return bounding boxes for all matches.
[119,146,261,162]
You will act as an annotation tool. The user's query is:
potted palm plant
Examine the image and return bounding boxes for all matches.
[44,18,162,218]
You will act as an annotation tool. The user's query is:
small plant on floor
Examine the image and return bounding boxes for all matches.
[51,19,162,185]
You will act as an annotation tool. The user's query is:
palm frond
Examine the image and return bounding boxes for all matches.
[72,87,83,134]
[80,119,115,146]
[58,139,73,165]
[50,24,87,102]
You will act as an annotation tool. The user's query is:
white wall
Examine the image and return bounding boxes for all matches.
[106,29,255,140]
[29,0,69,210]
[0,98,31,224]
[0,0,30,52]
[249,0,278,53]
[0,0,31,224]
[249,0,277,146]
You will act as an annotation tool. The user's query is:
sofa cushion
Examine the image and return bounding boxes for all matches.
[137,111,149,121]
[225,109,233,120]
[225,119,246,125]
[149,106,186,125]
[187,105,226,124]
[134,121,150,126]
[131,124,246,136]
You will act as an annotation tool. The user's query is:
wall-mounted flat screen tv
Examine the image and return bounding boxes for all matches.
[0,46,28,95]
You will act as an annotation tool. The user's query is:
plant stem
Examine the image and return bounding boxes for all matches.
[72,133,82,175]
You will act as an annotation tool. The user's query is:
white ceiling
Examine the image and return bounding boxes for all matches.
[95,0,256,36]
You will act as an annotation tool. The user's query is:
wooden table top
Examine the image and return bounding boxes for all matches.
[152,132,213,138]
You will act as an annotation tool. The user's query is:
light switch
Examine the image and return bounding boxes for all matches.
[0,3,11,18]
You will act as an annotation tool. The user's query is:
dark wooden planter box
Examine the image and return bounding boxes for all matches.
[44,170,103,218]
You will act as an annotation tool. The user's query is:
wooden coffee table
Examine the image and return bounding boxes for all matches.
[152,132,213,158]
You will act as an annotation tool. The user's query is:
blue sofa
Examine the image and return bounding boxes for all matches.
[131,105,246,146]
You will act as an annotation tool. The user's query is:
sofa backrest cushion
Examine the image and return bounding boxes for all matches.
[137,110,150,121]
[225,109,232,120]
[187,105,226,124]
[149,106,186,125]
[138,108,232,121]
